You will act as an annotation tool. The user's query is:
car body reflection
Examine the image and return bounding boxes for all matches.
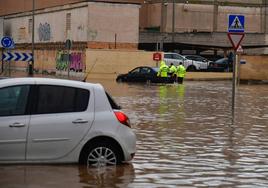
[0,163,135,188]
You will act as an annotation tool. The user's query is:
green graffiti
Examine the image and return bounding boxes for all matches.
[56,51,69,71]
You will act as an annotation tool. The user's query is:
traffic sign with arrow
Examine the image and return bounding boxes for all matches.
[2,52,33,62]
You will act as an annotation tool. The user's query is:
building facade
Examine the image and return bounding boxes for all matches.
[0,1,140,49]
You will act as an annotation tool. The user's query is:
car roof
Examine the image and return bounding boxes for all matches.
[0,77,102,89]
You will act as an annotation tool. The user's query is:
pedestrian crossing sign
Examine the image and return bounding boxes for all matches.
[228,15,244,33]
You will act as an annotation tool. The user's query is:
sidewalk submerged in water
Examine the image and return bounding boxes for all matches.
[1,71,233,81]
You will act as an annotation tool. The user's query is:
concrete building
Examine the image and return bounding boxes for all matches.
[139,0,268,55]
[0,0,140,49]
[1,0,268,54]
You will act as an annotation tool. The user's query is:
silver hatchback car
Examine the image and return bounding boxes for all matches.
[0,78,136,167]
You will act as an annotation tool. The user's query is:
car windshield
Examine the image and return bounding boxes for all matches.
[215,58,228,64]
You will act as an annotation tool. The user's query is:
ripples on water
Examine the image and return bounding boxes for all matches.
[1,80,267,188]
[108,81,268,188]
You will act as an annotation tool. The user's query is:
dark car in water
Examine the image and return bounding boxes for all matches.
[116,66,173,83]
[208,58,233,72]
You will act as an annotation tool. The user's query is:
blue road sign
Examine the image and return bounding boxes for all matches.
[228,15,245,33]
[2,52,33,62]
[1,36,14,49]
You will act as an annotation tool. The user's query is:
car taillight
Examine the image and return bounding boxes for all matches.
[114,111,131,128]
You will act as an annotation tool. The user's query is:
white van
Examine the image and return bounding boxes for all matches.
[163,52,208,71]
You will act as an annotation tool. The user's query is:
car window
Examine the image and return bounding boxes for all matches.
[130,68,140,74]
[164,54,172,59]
[173,54,184,60]
[0,85,30,116]
[140,67,151,74]
[35,85,89,114]
[106,92,121,110]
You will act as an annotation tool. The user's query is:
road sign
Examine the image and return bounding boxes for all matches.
[228,15,245,33]
[2,52,33,62]
[1,36,14,49]
[236,45,243,54]
[228,33,245,50]
[153,52,162,61]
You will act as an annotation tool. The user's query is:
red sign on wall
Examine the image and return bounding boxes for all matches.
[153,52,162,61]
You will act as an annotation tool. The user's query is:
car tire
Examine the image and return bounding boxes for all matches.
[116,78,123,82]
[80,141,123,167]
[187,65,196,72]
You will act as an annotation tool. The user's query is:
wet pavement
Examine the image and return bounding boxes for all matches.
[1,79,268,188]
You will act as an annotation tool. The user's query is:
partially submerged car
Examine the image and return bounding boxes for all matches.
[0,77,136,167]
[208,57,233,72]
[116,66,174,83]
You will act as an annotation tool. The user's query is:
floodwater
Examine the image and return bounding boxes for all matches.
[1,79,268,188]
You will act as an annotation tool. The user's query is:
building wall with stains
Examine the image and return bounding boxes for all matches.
[140,3,263,33]
[240,55,268,81]
[2,2,139,47]
[88,2,139,43]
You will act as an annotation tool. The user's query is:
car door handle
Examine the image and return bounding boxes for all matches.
[9,123,26,128]
[72,119,88,124]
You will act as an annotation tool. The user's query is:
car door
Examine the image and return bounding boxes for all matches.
[26,84,94,160]
[0,85,31,160]
[140,67,152,82]
[126,67,141,82]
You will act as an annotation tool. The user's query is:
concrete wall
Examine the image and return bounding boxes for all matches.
[0,0,84,16]
[85,49,157,78]
[140,3,263,33]
[2,2,140,48]
[88,2,140,43]
[217,6,261,33]
[4,5,88,43]
[240,55,268,81]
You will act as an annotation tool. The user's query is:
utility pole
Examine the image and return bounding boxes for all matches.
[29,0,35,76]
[172,0,175,43]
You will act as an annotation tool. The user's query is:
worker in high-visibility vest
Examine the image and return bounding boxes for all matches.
[176,62,186,84]
[169,63,177,83]
[157,60,169,83]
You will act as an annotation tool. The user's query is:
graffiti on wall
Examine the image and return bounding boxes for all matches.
[38,23,51,41]
[56,51,85,72]
[88,29,98,40]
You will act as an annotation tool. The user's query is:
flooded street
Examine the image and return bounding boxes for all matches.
[1,80,268,187]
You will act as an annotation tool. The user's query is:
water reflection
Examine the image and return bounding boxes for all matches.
[0,163,135,188]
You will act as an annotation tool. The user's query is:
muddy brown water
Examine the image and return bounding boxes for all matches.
[1,79,268,188]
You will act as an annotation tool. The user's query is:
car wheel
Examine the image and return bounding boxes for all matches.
[116,78,123,82]
[187,65,196,72]
[81,141,123,167]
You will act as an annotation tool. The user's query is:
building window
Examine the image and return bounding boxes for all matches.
[66,13,71,32]
[28,19,32,34]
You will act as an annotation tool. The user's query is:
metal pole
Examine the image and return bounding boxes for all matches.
[67,50,70,79]
[172,0,175,42]
[231,52,237,125]
[29,0,35,76]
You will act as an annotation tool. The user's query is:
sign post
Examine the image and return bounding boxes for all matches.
[153,52,162,67]
[1,36,14,76]
[228,14,245,125]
